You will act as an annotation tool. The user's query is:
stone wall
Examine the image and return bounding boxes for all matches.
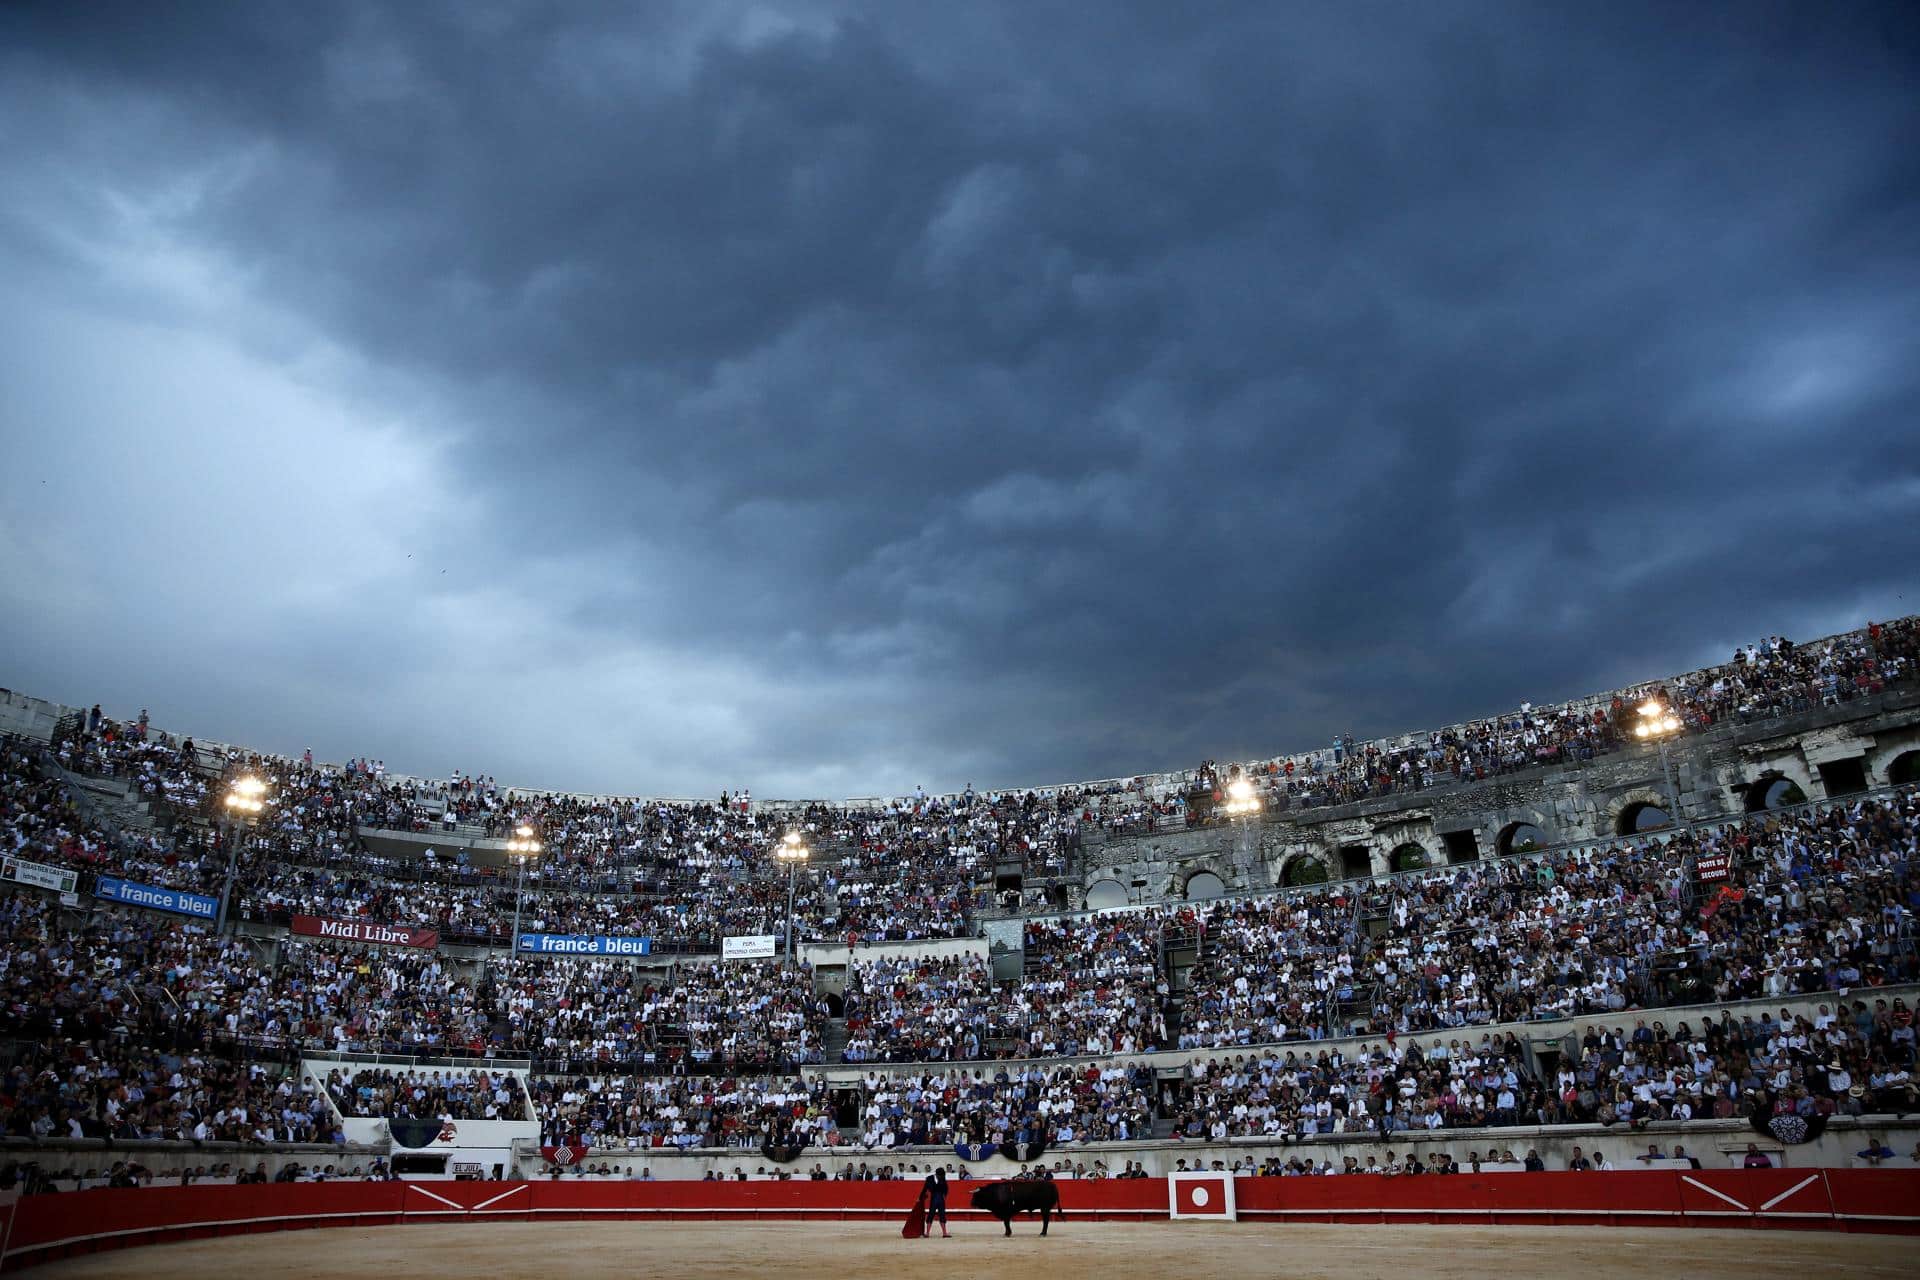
[1078,687,1920,908]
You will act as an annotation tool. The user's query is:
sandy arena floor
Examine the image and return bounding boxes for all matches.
[26,1221,1916,1280]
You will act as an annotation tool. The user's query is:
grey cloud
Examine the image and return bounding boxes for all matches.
[1,1,1917,795]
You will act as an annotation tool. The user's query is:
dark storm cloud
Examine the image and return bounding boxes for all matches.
[2,1,1917,794]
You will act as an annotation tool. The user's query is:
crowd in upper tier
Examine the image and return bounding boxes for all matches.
[1089,618,1919,831]
[27,617,1914,953]
[33,730,1060,947]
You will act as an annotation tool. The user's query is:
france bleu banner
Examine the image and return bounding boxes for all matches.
[515,933,652,956]
[94,875,218,919]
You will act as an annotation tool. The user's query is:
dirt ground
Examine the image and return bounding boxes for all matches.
[30,1220,1920,1280]
[28,1221,1915,1280]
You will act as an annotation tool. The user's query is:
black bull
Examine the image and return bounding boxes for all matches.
[968,1180,1061,1236]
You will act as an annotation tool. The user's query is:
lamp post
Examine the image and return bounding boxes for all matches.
[775,830,810,968]
[1221,775,1263,868]
[1633,699,1688,832]
[216,774,268,934]
[506,824,542,949]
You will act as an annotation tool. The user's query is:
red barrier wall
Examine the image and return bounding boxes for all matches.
[5,1170,1916,1271]
[1234,1169,1880,1230]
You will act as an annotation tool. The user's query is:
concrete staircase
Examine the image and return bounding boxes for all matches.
[821,1018,850,1063]
[298,1057,355,1132]
[50,765,163,837]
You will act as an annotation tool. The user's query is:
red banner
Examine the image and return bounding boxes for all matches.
[291,914,440,949]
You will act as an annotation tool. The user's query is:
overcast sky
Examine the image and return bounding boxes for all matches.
[1,2,1916,799]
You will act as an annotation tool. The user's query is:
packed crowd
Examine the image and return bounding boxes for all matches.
[527,975,1920,1155]
[530,1062,1160,1154]
[856,1063,1158,1148]
[1554,999,1918,1127]
[324,1067,529,1121]
[0,1041,339,1145]
[0,617,1915,1174]
[223,790,1006,949]
[1015,917,1168,1057]
[2,737,220,894]
[35,711,1060,949]
[1092,617,1920,827]
[841,955,1006,1063]
[0,888,342,1144]
[1151,982,1920,1145]
[1160,1030,1545,1140]
[54,708,209,816]
[531,1073,836,1151]
[0,782,1915,1161]
[3,758,1916,1085]
[1172,791,1920,1051]
[488,956,825,1072]
[837,921,1168,1065]
[18,617,1915,959]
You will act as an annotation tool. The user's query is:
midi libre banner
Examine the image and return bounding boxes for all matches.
[93,875,217,919]
[291,914,440,949]
[515,933,652,956]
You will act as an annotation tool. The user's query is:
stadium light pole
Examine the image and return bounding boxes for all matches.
[775,830,810,967]
[1633,699,1688,832]
[506,824,543,948]
[1220,776,1263,869]
[215,774,268,934]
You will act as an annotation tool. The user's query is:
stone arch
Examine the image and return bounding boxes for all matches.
[1184,870,1228,901]
[1742,771,1809,813]
[1497,820,1553,856]
[1388,842,1429,873]
[1888,750,1920,788]
[1278,852,1331,887]
[1614,794,1673,835]
[1084,878,1128,911]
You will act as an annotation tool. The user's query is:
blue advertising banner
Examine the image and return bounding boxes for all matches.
[515,933,652,956]
[94,875,218,919]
